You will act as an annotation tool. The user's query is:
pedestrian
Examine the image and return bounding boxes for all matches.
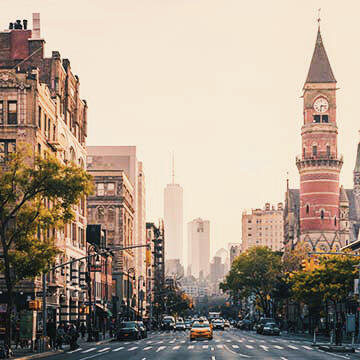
[68,324,79,350]
[56,324,65,350]
[47,320,56,350]
[335,321,342,346]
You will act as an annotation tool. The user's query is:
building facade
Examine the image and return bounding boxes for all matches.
[87,153,136,319]
[0,14,88,325]
[164,181,183,267]
[187,218,210,278]
[242,203,284,252]
[229,243,242,264]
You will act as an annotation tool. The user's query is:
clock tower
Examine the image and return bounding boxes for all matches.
[296,27,344,251]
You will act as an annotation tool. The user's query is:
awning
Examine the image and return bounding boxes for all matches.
[95,304,112,317]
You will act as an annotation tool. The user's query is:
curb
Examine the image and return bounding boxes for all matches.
[14,338,113,359]
[318,345,355,353]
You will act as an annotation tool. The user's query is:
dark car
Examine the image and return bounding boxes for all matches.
[136,321,148,338]
[238,319,252,330]
[116,321,141,340]
[262,322,280,336]
[161,316,176,330]
[256,318,275,334]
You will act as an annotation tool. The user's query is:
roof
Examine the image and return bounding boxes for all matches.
[340,186,349,203]
[305,29,336,84]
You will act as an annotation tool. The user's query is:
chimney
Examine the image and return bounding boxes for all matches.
[32,13,40,39]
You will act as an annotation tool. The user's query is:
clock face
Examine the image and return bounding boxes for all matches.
[313,97,329,113]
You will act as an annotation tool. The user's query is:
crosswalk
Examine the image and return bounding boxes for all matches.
[73,341,317,358]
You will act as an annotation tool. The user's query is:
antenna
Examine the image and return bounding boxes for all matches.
[317,8,321,29]
[172,152,175,184]
[286,171,289,191]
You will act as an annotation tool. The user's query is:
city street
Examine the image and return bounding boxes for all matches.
[37,328,360,360]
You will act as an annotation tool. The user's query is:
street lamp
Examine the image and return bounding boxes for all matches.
[127,268,135,320]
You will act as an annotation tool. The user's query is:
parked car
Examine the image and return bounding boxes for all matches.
[185,320,192,330]
[136,321,148,338]
[262,322,281,336]
[224,320,230,328]
[161,316,176,330]
[256,318,276,334]
[190,320,213,341]
[116,321,141,340]
[212,319,225,330]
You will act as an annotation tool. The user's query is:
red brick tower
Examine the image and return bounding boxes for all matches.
[296,27,344,251]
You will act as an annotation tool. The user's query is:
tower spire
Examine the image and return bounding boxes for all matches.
[305,18,336,84]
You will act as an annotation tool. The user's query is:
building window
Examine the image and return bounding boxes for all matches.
[322,115,329,123]
[8,101,17,124]
[0,101,3,124]
[106,183,115,196]
[97,206,104,221]
[312,146,317,157]
[313,115,320,123]
[303,147,305,158]
[97,183,104,196]
[0,140,16,162]
[320,209,324,220]
[334,217,337,226]
[108,207,115,222]
[71,223,77,246]
[326,145,330,157]
[306,204,309,214]
[38,106,42,128]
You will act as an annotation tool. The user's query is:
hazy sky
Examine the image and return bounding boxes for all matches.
[2,1,360,264]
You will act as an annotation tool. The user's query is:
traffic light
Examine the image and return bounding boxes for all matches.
[28,300,42,310]
[146,249,151,266]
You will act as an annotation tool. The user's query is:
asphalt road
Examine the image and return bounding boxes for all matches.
[39,328,360,360]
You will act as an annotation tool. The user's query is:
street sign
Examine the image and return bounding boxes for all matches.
[346,314,356,333]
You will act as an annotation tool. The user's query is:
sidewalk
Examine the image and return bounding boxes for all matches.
[12,333,113,359]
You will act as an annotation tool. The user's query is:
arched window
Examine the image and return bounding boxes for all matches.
[320,209,324,220]
[306,204,310,214]
[334,217,337,226]
[312,145,317,157]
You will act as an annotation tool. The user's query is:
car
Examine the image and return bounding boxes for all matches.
[224,320,230,328]
[190,320,213,341]
[212,319,225,330]
[161,316,176,330]
[262,322,281,336]
[175,320,186,331]
[256,318,275,334]
[238,319,252,330]
[116,321,141,340]
[185,320,192,330]
[136,321,148,338]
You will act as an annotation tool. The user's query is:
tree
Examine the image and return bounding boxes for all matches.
[0,145,93,346]
[291,254,358,332]
[220,246,282,317]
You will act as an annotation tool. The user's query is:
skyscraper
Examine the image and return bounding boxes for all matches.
[164,157,183,269]
[188,218,210,278]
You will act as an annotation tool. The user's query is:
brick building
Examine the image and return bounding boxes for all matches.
[284,27,360,252]
[0,14,88,325]
[86,153,136,319]
[242,203,284,252]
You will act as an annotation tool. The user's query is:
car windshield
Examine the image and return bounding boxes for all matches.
[214,320,223,323]
[192,322,210,328]
[119,322,136,328]
[265,323,276,327]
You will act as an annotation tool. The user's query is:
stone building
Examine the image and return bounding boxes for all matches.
[242,203,284,252]
[0,14,88,325]
[284,27,360,252]
[86,154,136,319]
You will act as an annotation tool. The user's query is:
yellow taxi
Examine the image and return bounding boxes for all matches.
[190,320,213,341]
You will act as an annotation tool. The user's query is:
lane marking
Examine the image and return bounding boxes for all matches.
[216,344,224,349]
[79,351,110,360]
[274,345,284,349]
[97,347,110,353]
[156,346,166,352]
[226,339,231,343]
[260,345,269,351]
[281,357,288,360]
[157,341,164,344]
[211,357,216,360]
[82,348,96,353]
[248,339,255,343]
[173,345,180,350]
[128,346,138,351]
[188,345,194,349]
[303,345,313,350]
[232,344,239,349]
[143,346,152,351]
[113,347,124,352]
[288,345,298,350]
[68,348,83,354]
[202,345,209,349]
[245,344,254,349]
[146,341,153,344]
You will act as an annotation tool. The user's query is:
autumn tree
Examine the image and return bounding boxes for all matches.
[220,246,282,317]
[0,145,93,346]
